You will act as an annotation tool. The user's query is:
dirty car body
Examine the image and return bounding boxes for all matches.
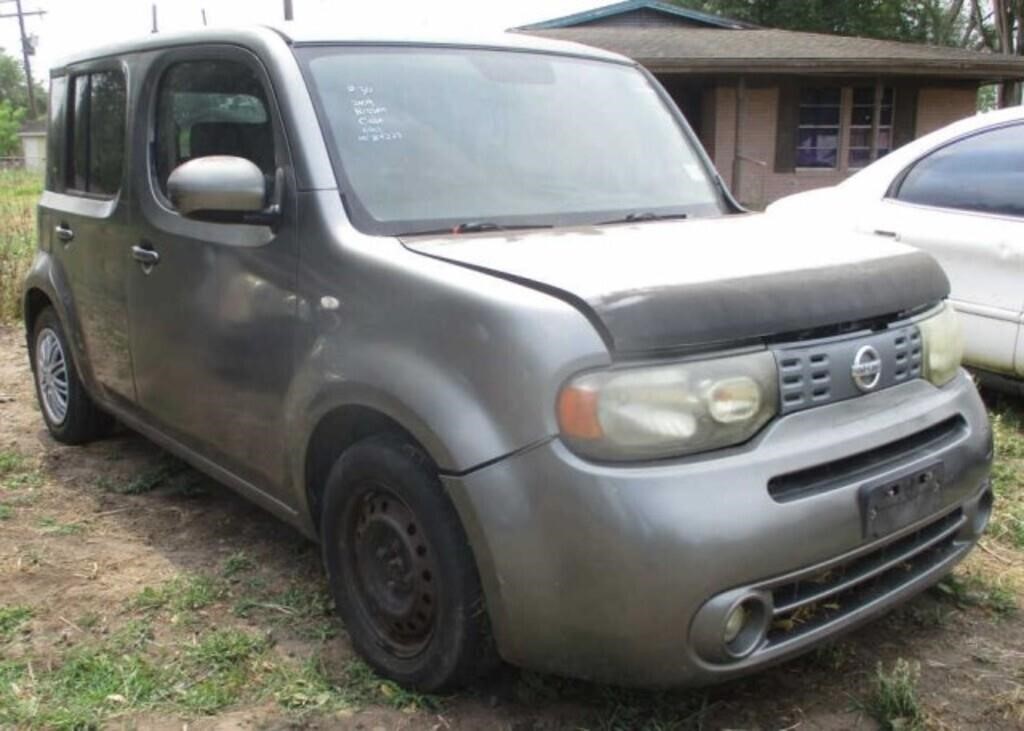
[23,26,992,688]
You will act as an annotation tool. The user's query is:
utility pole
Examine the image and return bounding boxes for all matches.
[151,3,158,33]
[0,0,45,119]
[284,0,293,21]
[201,8,207,26]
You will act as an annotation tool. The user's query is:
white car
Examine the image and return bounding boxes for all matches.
[768,106,1024,391]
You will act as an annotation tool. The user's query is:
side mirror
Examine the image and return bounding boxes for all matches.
[167,156,280,226]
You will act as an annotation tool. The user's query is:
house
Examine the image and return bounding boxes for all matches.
[518,0,1024,207]
[18,118,46,173]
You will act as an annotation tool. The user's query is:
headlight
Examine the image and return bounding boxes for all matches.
[557,351,778,461]
[919,303,963,387]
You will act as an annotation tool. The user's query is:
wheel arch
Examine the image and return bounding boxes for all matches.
[302,402,442,537]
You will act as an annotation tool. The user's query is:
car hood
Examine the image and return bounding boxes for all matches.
[401,214,949,354]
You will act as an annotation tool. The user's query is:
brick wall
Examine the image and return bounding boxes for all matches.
[709,83,979,209]
[916,87,979,136]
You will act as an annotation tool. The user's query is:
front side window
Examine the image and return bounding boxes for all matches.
[894,123,1024,218]
[299,47,725,235]
[67,70,126,196]
[154,59,274,195]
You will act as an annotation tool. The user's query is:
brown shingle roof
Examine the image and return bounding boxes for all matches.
[525,27,1024,80]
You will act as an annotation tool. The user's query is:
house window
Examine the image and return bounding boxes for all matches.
[796,88,841,169]
[793,85,895,171]
[849,86,894,168]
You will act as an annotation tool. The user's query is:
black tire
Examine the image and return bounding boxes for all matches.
[321,434,498,692]
[31,307,113,444]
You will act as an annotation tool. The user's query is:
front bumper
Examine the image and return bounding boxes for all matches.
[443,371,992,687]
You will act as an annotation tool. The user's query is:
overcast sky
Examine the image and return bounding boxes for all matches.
[0,0,603,86]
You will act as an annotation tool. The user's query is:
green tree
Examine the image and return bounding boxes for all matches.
[0,50,46,116]
[679,0,969,45]
[0,99,25,156]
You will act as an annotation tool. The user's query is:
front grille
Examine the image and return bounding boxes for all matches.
[768,415,967,503]
[775,325,923,415]
[765,508,964,646]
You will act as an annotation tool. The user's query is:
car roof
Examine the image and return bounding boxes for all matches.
[52,23,630,71]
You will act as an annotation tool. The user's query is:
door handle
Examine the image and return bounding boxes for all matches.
[131,245,160,267]
[54,224,74,243]
[874,230,900,240]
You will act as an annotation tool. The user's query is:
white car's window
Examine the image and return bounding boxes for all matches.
[893,123,1024,218]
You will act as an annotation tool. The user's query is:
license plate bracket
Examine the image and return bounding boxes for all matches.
[859,461,945,540]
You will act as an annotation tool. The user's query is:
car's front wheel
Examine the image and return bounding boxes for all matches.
[31,307,113,444]
[320,434,498,692]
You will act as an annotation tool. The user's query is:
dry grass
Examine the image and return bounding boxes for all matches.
[0,169,42,323]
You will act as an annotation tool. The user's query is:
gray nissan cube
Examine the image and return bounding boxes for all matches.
[23,26,993,691]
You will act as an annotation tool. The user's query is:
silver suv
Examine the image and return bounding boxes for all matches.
[23,26,993,691]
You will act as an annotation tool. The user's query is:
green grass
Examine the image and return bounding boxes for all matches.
[0,168,43,323]
[36,516,85,536]
[990,402,1024,549]
[862,658,926,731]
[0,450,42,491]
[132,574,226,615]
[0,605,32,641]
[96,459,190,496]
[935,571,1017,615]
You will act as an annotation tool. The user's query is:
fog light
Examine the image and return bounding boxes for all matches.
[723,604,747,644]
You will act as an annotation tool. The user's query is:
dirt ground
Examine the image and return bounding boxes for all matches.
[2,322,1024,730]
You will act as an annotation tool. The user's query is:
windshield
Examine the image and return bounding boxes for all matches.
[298,46,726,235]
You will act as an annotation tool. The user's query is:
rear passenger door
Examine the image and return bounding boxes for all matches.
[873,123,1024,376]
[127,48,298,500]
[41,65,135,404]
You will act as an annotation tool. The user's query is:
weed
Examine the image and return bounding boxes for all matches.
[936,572,1017,615]
[0,503,11,520]
[0,450,42,491]
[989,403,1024,549]
[98,459,189,495]
[222,550,255,579]
[175,629,268,714]
[862,658,926,731]
[0,170,42,322]
[37,516,85,536]
[132,574,226,615]
[0,605,32,641]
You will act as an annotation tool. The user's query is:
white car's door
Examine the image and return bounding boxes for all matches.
[868,122,1024,377]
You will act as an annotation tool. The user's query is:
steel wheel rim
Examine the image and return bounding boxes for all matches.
[36,328,69,425]
[346,485,439,658]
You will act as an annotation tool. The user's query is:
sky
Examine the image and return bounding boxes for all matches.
[0,0,605,86]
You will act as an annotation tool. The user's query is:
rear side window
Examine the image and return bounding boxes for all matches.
[67,70,127,196]
[154,60,273,194]
[894,123,1024,218]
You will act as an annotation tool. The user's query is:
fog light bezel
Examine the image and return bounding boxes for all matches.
[691,589,772,664]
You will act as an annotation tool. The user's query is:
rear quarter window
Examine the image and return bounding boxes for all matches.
[66,69,127,197]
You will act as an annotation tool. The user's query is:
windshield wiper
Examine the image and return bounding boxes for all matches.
[599,212,690,225]
[397,222,553,237]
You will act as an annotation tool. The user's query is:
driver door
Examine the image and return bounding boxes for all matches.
[127,47,299,500]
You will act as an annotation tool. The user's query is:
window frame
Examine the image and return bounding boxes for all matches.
[144,44,289,218]
[794,84,896,173]
[887,120,1024,221]
[62,61,129,200]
